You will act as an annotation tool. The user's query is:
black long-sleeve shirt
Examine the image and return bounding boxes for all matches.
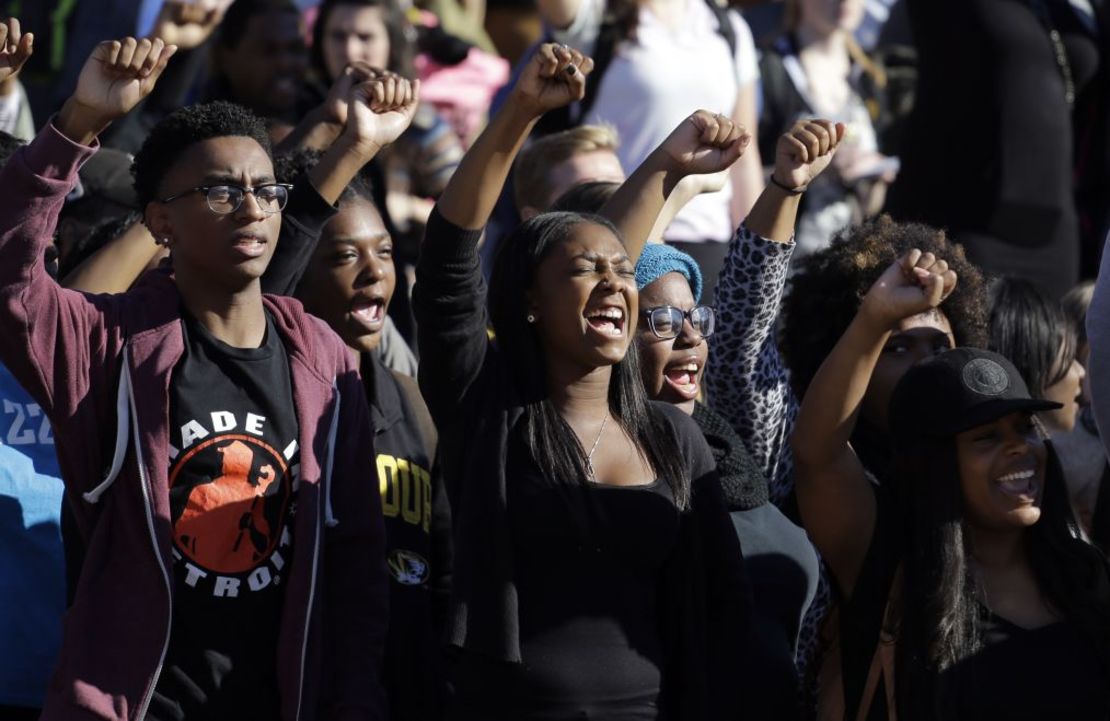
[412,208,752,719]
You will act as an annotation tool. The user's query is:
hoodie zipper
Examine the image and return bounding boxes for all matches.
[295,384,335,721]
[293,466,323,721]
[130,351,173,721]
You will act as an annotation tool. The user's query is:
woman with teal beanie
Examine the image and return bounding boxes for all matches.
[635,242,820,720]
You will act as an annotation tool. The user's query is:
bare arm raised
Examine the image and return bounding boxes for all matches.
[414,43,593,421]
[438,43,594,231]
[56,37,177,145]
[262,69,420,296]
[600,110,750,264]
[746,119,845,243]
[792,251,956,596]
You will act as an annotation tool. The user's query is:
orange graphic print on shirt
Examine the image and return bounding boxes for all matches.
[170,434,292,575]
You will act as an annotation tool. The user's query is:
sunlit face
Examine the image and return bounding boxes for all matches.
[300,197,395,354]
[861,309,956,429]
[797,0,866,35]
[636,273,708,409]
[149,136,282,291]
[955,412,1046,531]
[219,10,308,116]
[1042,353,1085,434]
[528,222,637,371]
[323,5,391,80]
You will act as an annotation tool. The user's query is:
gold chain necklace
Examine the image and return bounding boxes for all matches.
[585,414,609,482]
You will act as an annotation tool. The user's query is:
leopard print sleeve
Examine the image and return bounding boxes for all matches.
[705,225,799,505]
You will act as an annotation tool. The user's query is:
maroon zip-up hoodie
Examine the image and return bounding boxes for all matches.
[0,122,388,721]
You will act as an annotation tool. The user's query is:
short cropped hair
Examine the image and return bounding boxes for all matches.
[513,124,620,212]
[132,101,273,209]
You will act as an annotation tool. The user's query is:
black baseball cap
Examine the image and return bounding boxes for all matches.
[888,347,1062,440]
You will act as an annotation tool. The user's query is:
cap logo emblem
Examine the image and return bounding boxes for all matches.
[962,358,1010,396]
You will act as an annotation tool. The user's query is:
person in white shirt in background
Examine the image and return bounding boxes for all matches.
[539,0,764,303]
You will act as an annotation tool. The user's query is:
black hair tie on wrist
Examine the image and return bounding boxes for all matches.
[769,175,806,195]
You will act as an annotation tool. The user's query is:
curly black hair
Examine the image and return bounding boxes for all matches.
[131,101,272,209]
[781,215,991,397]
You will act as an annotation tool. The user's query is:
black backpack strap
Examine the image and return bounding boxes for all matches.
[577,16,621,120]
[704,0,737,60]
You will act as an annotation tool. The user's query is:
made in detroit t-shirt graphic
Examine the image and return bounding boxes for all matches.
[165,312,302,602]
[169,427,297,585]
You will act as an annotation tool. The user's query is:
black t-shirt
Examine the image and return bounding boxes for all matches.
[148,311,300,721]
[450,426,681,721]
[841,486,1107,721]
[364,355,451,721]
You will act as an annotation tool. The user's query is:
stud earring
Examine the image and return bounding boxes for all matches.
[527,314,536,323]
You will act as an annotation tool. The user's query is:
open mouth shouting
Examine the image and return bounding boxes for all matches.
[995,466,1039,502]
[350,295,387,333]
[585,306,626,338]
[663,357,701,400]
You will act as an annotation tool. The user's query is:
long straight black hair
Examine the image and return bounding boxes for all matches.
[488,212,690,509]
[989,277,1078,398]
[888,430,1110,719]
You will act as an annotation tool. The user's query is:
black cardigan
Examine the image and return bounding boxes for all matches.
[412,209,752,718]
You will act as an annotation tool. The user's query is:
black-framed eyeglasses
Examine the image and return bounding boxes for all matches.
[160,184,294,215]
[642,305,716,340]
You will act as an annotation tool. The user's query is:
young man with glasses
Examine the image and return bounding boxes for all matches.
[0,30,414,721]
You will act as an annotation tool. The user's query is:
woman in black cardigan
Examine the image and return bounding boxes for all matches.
[413,43,751,720]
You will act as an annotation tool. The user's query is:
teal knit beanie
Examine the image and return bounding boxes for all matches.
[634,243,704,302]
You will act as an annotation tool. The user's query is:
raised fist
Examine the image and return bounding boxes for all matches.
[71,37,177,126]
[322,62,384,126]
[773,119,846,190]
[510,43,595,118]
[658,110,750,178]
[860,249,958,332]
[150,0,232,51]
[0,18,33,93]
[343,71,420,153]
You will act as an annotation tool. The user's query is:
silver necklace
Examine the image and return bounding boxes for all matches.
[585,414,609,482]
